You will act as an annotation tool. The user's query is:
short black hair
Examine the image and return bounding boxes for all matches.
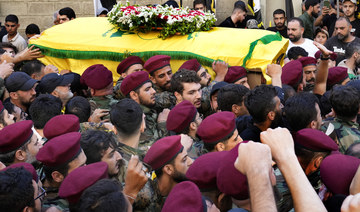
[345,142,360,159]
[203,130,235,152]
[29,94,63,129]
[217,84,249,112]
[0,141,29,166]
[345,43,360,59]
[170,69,201,94]
[43,163,70,183]
[78,179,128,212]
[65,96,91,123]
[0,42,18,54]
[330,86,360,121]
[59,7,76,19]
[287,46,308,60]
[295,145,330,168]
[273,9,286,16]
[284,92,319,131]
[110,98,143,138]
[80,130,116,164]
[0,167,35,212]
[245,85,278,123]
[193,0,206,8]
[305,0,320,10]
[21,60,45,77]
[282,84,296,102]
[5,14,19,24]
[288,17,304,28]
[25,24,40,35]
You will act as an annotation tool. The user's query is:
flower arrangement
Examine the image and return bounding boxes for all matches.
[108,2,217,39]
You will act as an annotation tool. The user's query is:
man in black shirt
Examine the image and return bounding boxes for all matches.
[219,1,247,28]
[267,9,288,38]
[343,0,360,37]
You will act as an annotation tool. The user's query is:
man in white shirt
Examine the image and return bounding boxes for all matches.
[286,17,318,57]
[2,14,27,52]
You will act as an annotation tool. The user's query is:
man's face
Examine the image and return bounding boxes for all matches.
[54,84,73,105]
[303,65,317,85]
[313,103,322,130]
[4,21,19,36]
[273,14,286,29]
[138,82,156,107]
[311,4,321,17]
[32,180,42,212]
[67,150,87,174]
[223,129,242,151]
[0,109,15,128]
[25,133,43,165]
[2,47,15,57]
[180,82,202,108]
[287,21,303,42]
[123,64,144,78]
[197,67,211,87]
[54,14,60,25]
[234,77,250,89]
[101,147,123,176]
[172,147,193,182]
[343,1,356,18]
[335,19,351,41]
[59,15,70,24]
[194,3,206,12]
[210,92,219,112]
[237,10,247,23]
[15,84,37,107]
[151,66,172,91]
[270,96,283,128]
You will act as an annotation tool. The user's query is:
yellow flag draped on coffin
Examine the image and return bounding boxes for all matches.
[30,17,288,82]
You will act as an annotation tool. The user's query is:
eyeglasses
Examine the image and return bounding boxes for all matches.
[34,186,46,201]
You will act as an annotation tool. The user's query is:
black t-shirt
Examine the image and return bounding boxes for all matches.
[324,36,360,64]
[240,124,262,143]
[351,18,360,38]
[219,17,236,28]
[266,26,288,38]
[323,14,337,37]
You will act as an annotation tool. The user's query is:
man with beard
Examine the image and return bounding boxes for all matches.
[337,43,360,79]
[121,71,169,152]
[299,0,320,39]
[325,17,360,64]
[224,66,250,89]
[178,59,212,88]
[0,120,42,167]
[144,135,193,197]
[298,57,318,91]
[0,100,15,129]
[343,0,360,37]
[5,72,37,120]
[36,73,74,107]
[267,9,288,38]
[286,18,319,57]
[240,85,283,143]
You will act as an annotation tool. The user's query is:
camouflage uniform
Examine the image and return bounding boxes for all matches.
[42,187,69,212]
[187,136,206,159]
[79,122,112,133]
[116,142,164,212]
[0,78,5,100]
[153,84,176,111]
[199,81,218,117]
[139,105,168,152]
[113,77,125,100]
[321,118,360,153]
[274,167,293,212]
[88,95,118,120]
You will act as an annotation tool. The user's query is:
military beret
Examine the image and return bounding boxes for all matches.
[327,67,348,88]
[37,73,74,94]
[216,142,249,200]
[162,181,204,212]
[167,100,197,133]
[59,162,108,204]
[120,71,151,96]
[320,154,360,195]
[281,60,303,87]
[117,56,144,74]
[210,81,228,97]
[186,151,227,190]
[144,135,183,170]
[43,114,80,140]
[80,64,113,90]
[224,66,247,83]
[0,120,33,154]
[0,100,4,114]
[314,51,337,61]
[36,132,82,167]
[178,59,202,72]
[294,128,338,152]
[3,162,38,182]
[5,72,37,93]
[298,56,317,67]
[144,55,171,74]
[197,111,236,144]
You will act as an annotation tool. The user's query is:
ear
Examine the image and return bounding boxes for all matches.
[51,90,59,98]
[129,90,139,102]
[215,142,225,152]
[9,92,18,100]
[30,73,37,80]
[231,104,240,115]
[189,122,197,131]
[0,123,4,130]
[121,73,127,78]
[90,88,95,96]
[149,75,157,84]
[22,206,33,212]
[174,91,183,104]
[313,156,324,169]
[268,111,275,121]
[218,193,226,204]
[163,164,174,176]
[309,120,317,129]
[51,171,65,183]
[15,149,26,162]
[112,126,118,135]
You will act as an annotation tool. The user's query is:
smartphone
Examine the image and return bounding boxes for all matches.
[324,0,330,9]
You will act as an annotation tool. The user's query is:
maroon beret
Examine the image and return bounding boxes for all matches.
[186,151,227,190]
[144,135,183,170]
[320,154,360,195]
[197,111,236,144]
[3,162,38,182]
[162,181,204,212]
[314,51,337,61]
[0,120,33,154]
[80,64,113,90]
[216,142,249,200]
[298,56,317,67]
[224,66,247,83]
[144,55,171,74]
[59,162,108,204]
[0,100,4,114]
[281,60,303,87]
[167,100,197,133]
[36,132,82,167]
[178,59,201,72]
[120,71,151,96]
[294,129,338,152]
[43,114,80,140]
[327,67,348,88]
[117,56,144,74]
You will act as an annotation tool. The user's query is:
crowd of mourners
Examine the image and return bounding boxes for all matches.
[2,0,360,211]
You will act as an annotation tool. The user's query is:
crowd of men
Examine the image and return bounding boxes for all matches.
[2,0,360,211]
